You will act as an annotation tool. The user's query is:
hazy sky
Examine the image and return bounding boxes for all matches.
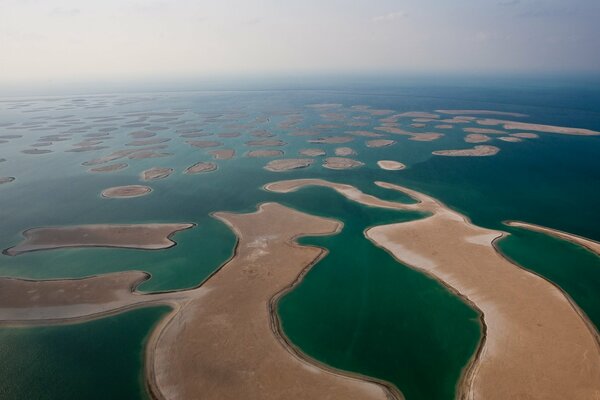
[1,0,599,86]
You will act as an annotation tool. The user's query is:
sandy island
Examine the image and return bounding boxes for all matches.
[101,185,152,198]
[437,110,528,118]
[209,149,235,160]
[464,134,492,143]
[433,145,500,157]
[265,158,313,171]
[464,127,506,134]
[265,178,600,400]
[308,136,354,144]
[141,167,174,181]
[510,132,539,139]
[498,136,522,142]
[247,150,284,158]
[186,140,222,148]
[506,221,600,256]
[335,147,356,156]
[377,161,406,170]
[184,162,217,174]
[323,157,364,170]
[299,148,326,157]
[476,119,600,135]
[366,139,396,148]
[4,223,193,256]
[89,163,128,173]
[246,139,287,146]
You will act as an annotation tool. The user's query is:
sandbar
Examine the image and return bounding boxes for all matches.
[433,145,500,157]
[184,162,217,174]
[366,139,396,148]
[323,157,364,170]
[101,185,152,198]
[265,158,313,171]
[476,119,600,135]
[141,167,174,181]
[247,150,284,158]
[4,223,193,256]
[89,163,128,173]
[266,179,600,400]
[505,221,600,256]
[209,149,235,160]
[377,161,406,170]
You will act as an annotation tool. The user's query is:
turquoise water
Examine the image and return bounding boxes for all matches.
[0,79,599,399]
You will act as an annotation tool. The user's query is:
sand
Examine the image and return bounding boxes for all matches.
[476,119,600,136]
[266,179,600,400]
[464,134,492,143]
[335,147,356,156]
[374,126,442,141]
[435,124,453,129]
[141,167,174,181]
[437,110,528,118]
[129,130,156,139]
[101,185,152,198]
[498,136,522,142]
[510,132,539,139]
[377,161,406,170]
[184,162,217,174]
[180,132,211,138]
[247,150,284,158]
[126,138,170,146]
[366,139,396,148]
[505,221,600,256]
[299,148,326,157]
[186,140,222,148]
[323,157,364,170]
[22,149,52,154]
[209,149,235,160]
[410,133,443,141]
[265,159,313,171]
[0,177,15,184]
[308,136,354,144]
[411,123,426,128]
[147,203,394,400]
[4,223,193,256]
[433,145,500,157]
[346,130,384,137]
[128,151,172,160]
[246,139,287,146]
[464,127,506,134]
[89,163,128,173]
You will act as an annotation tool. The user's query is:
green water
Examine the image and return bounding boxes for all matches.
[277,186,481,399]
[0,306,170,400]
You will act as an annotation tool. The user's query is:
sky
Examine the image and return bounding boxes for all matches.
[1,0,599,89]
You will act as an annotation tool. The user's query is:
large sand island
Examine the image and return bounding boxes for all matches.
[433,145,500,157]
[265,179,600,400]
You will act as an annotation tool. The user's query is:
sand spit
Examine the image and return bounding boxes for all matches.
[437,110,528,118]
[4,223,193,256]
[366,139,396,148]
[89,163,128,173]
[0,177,15,184]
[186,140,222,148]
[149,203,394,400]
[377,161,406,170]
[101,185,152,198]
[246,139,287,146]
[141,167,174,181]
[323,157,364,170]
[506,221,600,256]
[433,145,500,157]
[299,148,326,157]
[184,162,217,174]
[335,147,356,156]
[247,150,284,158]
[476,119,600,136]
[266,178,600,400]
[464,134,491,143]
[209,149,235,160]
[265,158,313,171]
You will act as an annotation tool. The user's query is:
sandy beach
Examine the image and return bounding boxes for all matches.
[506,221,600,256]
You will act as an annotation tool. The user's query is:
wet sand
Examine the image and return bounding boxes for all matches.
[148,203,394,400]
[366,139,396,148]
[265,158,313,171]
[323,157,364,170]
[209,149,235,160]
[433,145,500,157]
[506,221,600,256]
[377,161,406,170]
[266,178,600,400]
[247,150,284,158]
[476,119,600,135]
[141,167,174,181]
[184,162,217,174]
[4,223,193,256]
[89,163,128,173]
[101,185,152,198]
